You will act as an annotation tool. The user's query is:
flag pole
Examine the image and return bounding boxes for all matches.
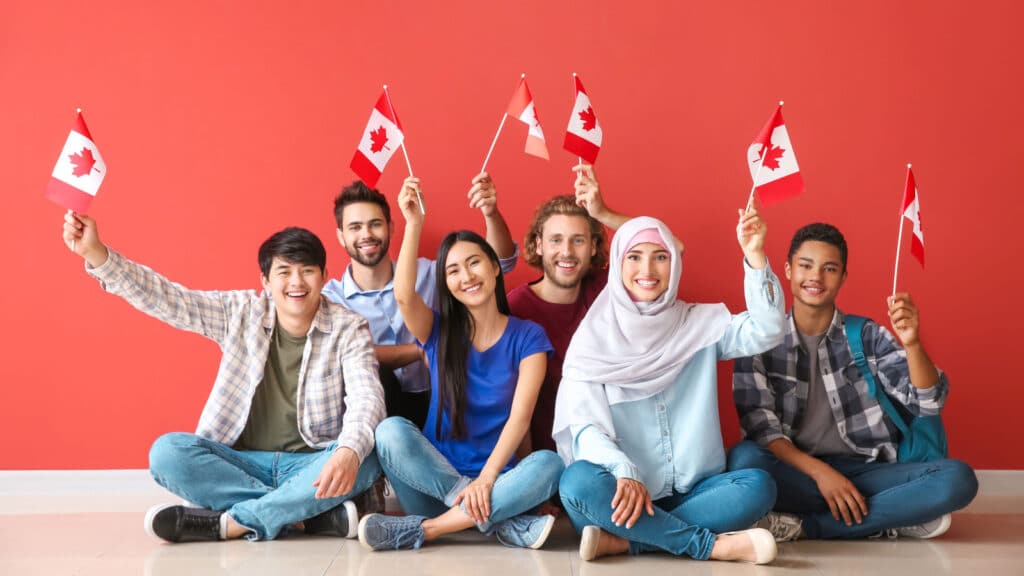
[480,113,508,174]
[70,107,83,252]
[747,100,783,207]
[383,84,424,214]
[892,163,911,296]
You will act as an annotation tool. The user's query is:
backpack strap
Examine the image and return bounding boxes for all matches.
[843,314,910,436]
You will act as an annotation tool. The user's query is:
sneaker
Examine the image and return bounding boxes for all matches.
[721,528,777,565]
[353,477,388,516]
[493,514,556,549]
[145,504,222,543]
[358,513,427,551]
[755,511,804,542]
[304,500,358,538]
[895,514,952,539]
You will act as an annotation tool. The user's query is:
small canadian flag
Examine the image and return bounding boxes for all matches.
[350,88,405,188]
[902,164,925,266]
[747,102,804,206]
[563,73,602,164]
[46,110,106,213]
[506,76,549,160]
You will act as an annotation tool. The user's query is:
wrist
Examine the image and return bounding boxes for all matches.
[84,246,110,269]
[743,250,767,269]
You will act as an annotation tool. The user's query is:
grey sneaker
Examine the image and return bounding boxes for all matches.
[144,504,222,543]
[755,511,804,542]
[493,514,556,549]
[358,513,427,551]
[895,514,952,539]
[304,500,358,538]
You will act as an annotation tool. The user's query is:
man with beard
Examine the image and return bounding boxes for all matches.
[323,174,518,429]
[508,164,630,454]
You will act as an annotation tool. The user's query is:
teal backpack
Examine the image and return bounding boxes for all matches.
[844,314,948,462]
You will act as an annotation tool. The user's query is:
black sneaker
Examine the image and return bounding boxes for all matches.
[304,500,358,538]
[353,477,388,516]
[145,504,222,543]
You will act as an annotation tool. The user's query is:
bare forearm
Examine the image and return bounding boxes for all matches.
[904,342,940,390]
[484,212,515,260]
[480,415,531,480]
[374,343,422,370]
[394,222,422,309]
[768,438,829,480]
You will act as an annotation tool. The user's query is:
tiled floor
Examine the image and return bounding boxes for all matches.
[1,472,1022,575]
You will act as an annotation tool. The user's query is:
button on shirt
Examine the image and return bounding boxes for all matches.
[322,248,518,394]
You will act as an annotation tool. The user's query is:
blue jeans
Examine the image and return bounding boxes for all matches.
[373,416,564,532]
[148,432,382,540]
[559,460,776,560]
[727,440,978,539]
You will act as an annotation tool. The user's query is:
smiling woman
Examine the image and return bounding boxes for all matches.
[357,175,564,552]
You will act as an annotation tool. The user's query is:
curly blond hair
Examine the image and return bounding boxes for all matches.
[522,195,608,272]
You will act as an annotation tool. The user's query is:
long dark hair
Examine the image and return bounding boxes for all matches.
[434,230,510,440]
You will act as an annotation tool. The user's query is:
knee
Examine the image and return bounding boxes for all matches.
[148,432,197,477]
[558,460,613,502]
[373,417,417,460]
[727,440,774,471]
[529,450,566,487]
[935,459,979,510]
[735,468,778,516]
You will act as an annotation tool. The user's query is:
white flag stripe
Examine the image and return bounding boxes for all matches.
[51,129,105,196]
[904,192,924,241]
[356,108,404,172]
[567,92,602,146]
[518,102,546,141]
[746,125,799,185]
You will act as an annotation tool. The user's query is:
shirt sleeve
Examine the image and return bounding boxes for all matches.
[87,248,235,344]
[733,353,789,446]
[716,258,786,360]
[868,321,949,416]
[498,243,520,274]
[336,314,386,461]
[571,424,641,481]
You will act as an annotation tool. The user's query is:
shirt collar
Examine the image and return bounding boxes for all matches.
[339,263,395,298]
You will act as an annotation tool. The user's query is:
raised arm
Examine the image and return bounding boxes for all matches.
[467,172,516,261]
[393,177,434,344]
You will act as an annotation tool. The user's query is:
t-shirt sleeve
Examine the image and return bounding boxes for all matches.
[516,318,554,359]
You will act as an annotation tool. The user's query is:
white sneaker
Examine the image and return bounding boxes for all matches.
[895,514,952,539]
[755,512,804,542]
[722,528,777,565]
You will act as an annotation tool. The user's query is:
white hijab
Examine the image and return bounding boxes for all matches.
[552,216,731,463]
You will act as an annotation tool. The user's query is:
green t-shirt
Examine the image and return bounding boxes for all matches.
[234,322,315,453]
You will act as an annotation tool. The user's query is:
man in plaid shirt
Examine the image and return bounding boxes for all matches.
[63,211,386,544]
[729,223,976,541]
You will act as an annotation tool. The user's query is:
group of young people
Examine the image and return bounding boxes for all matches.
[61,164,977,565]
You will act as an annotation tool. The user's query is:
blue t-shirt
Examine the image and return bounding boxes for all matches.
[421,315,552,477]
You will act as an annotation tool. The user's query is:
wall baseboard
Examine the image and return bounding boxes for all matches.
[1,469,1021,515]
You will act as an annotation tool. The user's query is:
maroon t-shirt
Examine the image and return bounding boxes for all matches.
[507,269,608,452]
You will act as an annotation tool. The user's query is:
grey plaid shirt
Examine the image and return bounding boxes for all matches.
[88,249,385,461]
[733,309,948,462]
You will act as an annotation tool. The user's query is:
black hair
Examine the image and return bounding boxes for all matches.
[257,227,327,278]
[434,230,510,440]
[788,222,848,270]
[333,180,391,228]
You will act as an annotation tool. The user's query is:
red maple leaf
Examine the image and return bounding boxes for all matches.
[579,106,597,131]
[369,125,390,153]
[755,144,786,171]
[69,147,98,177]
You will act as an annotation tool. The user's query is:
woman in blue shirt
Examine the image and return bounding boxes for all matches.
[358,176,562,551]
[554,207,785,564]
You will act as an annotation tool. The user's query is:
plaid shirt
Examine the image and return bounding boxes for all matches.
[89,249,385,461]
[733,309,948,462]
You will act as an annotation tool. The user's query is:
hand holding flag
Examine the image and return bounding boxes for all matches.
[747,102,804,206]
[47,109,106,214]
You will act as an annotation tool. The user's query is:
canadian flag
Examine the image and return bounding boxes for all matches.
[747,103,804,206]
[563,74,602,164]
[902,165,925,266]
[506,76,549,160]
[46,111,106,213]
[351,89,405,188]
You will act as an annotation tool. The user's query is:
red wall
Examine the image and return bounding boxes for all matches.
[2,1,1020,469]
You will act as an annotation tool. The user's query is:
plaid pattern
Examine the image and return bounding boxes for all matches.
[733,309,948,462]
[89,249,384,461]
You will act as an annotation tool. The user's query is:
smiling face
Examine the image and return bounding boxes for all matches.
[262,257,326,328]
[535,213,597,290]
[785,240,847,311]
[337,201,392,268]
[444,240,500,310]
[621,242,672,302]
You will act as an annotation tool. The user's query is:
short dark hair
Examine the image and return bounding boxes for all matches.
[333,180,391,228]
[258,227,327,278]
[788,223,848,270]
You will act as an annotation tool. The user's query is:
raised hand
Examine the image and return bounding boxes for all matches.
[887,293,921,347]
[397,176,424,225]
[467,172,498,217]
[62,209,108,268]
[736,195,767,269]
[572,163,609,220]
